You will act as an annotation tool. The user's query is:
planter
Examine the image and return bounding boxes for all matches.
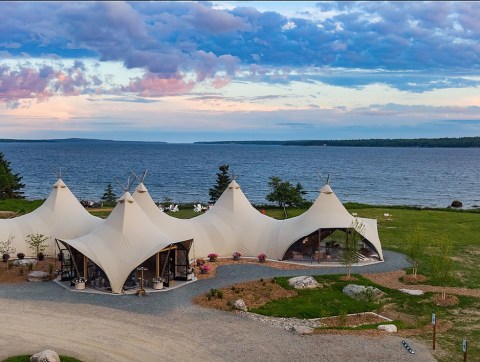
[74,281,86,290]
[2,254,9,263]
[259,259,266,263]
[153,281,164,290]
[233,256,240,261]
[209,257,217,262]
[187,273,194,281]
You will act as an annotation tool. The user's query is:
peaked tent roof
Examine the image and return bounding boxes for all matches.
[59,191,183,294]
[0,179,101,255]
[134,179,383,261]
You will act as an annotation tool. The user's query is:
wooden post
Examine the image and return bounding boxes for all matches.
[463,338,467,362]
[156,252,160,279]
[432,313,436,350]
[83,255,87,279]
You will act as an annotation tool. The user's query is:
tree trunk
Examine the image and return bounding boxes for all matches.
[283,205,288,219]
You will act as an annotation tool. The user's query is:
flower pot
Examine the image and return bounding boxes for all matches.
[209,257,217,262]
[75,281,86,290]
[233,256,240,261]
[259,259,266,263]
[187,273,194,281]
[153,281,163,290]
[2,254,9,263]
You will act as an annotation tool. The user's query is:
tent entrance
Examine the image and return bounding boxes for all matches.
[133,239,193,289]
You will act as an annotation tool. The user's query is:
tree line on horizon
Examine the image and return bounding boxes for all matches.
[196,136,480,148]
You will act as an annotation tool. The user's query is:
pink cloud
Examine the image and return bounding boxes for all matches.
[123,73,195,96]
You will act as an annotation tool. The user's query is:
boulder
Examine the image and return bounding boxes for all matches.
[377,324,397,333]
[28,271,50,282]
[292,325,315,335]
[399,288,424,296]
[451,200,463,208]
[288,276,320,289]
[14,259,37,267]
[30,350,60,362]
[234,299,248,312]
[342,284,385,301]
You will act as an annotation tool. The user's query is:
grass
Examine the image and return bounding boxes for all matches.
[249,274,480,362]
[2,355,81,362]
[0,199,44,215]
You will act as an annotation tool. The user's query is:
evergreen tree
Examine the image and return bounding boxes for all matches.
[266,176,306,218]
[101,183,117,207]
[0,152,25,199]
[209,164,230,203]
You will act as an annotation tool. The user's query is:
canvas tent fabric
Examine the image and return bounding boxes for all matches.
[59,191,185,294]
[135,180,383,261]
[0,179,101,256]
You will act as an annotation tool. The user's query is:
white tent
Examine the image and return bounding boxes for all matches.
[0,179,101,256]
[59,191,187,294]
[134,180,383,261]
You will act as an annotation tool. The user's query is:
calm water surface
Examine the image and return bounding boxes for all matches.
[0,142,479,208]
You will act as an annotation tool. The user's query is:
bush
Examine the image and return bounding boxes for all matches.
[206,288,224,300]
[7,261,13,270]
[19,266,24,276]
[48,263,54,275]
[27,262,33,271]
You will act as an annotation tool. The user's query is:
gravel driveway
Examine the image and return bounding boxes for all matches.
[0,250,436,361]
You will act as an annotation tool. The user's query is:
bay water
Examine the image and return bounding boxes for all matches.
[0,141,479,208]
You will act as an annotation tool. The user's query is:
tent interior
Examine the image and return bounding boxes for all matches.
[282,228,381,263]
[56,239,193,292]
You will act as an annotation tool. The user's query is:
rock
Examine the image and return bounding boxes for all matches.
[288,276,320,289]
[234,299,248,312]
[451,200,463,208]
[399,288,424,296]
[292,325,314,335]
[377,324,397,333]
[342,284,385,301]
[28,271,50,282]
[30,350,60,362]
[14,259,37,267]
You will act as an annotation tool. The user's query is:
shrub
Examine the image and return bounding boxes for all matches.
[208,253,218,261]
[19,266,24,276]
[233,251,241,260]
[17,252,25,259]
[48,263,54,275]
[2,253,10,262]
[7,261,14,270]
[27,262,33,271]
[206,288,224,300]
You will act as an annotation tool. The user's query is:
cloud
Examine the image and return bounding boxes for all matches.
[122,72,195,96]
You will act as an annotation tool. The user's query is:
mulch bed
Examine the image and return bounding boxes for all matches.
[400,274,428,284]
[193,278,297,311]
[0,257,59,284]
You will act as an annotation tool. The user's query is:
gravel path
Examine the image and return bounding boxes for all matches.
[0,250,436,361]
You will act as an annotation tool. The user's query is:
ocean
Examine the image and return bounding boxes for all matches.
[0,141,479,208]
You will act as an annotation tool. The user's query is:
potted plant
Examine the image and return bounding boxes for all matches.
[2,254,10,263]
[74,277,87,290]
[17,252,25,260]
[152,277,164,290]
[199,264,212,274]
[257,253,267,263]
[196,258,205,266]
[186,268,194,281]
[233,251,241,261]
[37,252,45,261]
[208,253,218,262]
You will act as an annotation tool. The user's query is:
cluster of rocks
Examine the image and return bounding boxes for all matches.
[241,311,320,334]
[13,259,37,267]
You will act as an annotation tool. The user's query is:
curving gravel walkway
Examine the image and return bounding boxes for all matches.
[0,250,436,361]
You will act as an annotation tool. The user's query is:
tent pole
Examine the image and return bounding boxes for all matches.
[156,252,160,278]
[318,229,321,264]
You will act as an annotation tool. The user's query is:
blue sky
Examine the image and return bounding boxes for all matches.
[0,1,479,142]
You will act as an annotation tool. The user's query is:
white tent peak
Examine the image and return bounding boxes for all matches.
[320,184,333,194]
[53,179,67,189]
[135,182,148,193]
[228,180,240,189]
[118,192,135,204]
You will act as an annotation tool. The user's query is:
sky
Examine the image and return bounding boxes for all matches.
[1,1,480,142]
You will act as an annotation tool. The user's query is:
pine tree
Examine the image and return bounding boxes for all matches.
[0,152,25,199]
[208,164,230,203]
[100,183,117,207]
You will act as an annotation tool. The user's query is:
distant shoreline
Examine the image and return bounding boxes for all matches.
[1,136,480,147]
[195,137,480,148]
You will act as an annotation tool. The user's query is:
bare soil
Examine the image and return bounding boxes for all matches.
[400,274,428,284]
